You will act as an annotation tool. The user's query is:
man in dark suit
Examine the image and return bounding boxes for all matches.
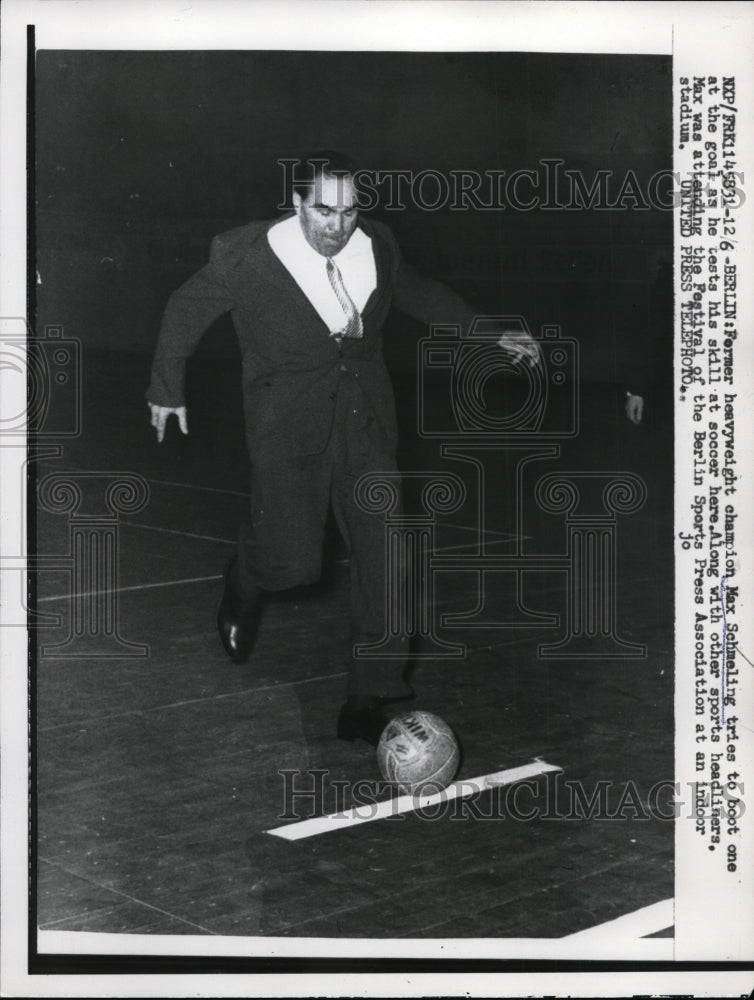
[147,152,539,746]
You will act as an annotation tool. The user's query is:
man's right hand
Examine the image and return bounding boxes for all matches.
[149,403,189,443]
[625,393,644,426]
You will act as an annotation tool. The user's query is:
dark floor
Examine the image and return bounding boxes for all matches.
[33,351,674,946]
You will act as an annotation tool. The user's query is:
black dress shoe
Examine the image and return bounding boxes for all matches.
[217,561,264,664]
[337,697,392,747]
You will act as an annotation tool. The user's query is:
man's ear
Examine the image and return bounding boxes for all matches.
[292,191,302,214]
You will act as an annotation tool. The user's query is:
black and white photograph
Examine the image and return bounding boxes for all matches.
[1,2,752,997]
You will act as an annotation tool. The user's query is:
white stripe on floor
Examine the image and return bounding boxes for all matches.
[563,898,674,942]
[37,574,223,603]
[145,477,251,498]
[266,759,562,841]
[122,521,237,544]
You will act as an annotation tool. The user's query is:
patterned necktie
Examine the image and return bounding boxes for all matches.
[326,257,364,342]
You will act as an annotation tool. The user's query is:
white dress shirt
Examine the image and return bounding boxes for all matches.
[267,215,377,334]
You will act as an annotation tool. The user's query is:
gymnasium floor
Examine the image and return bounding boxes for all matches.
[33,349,674,951]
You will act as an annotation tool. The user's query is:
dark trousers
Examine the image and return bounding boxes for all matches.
[236,376,411,700]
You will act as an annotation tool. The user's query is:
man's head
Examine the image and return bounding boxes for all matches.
[292,151,359,257]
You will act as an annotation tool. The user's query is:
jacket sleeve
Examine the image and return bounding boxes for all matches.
[146,236,235,407]
[381,225,478,334]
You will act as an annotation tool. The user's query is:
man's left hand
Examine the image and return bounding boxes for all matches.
[497,330,541,368]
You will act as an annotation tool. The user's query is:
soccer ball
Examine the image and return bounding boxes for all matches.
[377,711,460,794]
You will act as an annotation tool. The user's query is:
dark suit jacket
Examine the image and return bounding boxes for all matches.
[147,215,477,456]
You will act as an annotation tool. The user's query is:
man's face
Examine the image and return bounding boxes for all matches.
[293,173,359,257]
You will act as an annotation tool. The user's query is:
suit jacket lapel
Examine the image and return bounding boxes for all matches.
[254,224,332,332]
[359,219,391,319]
[251,216,392,330]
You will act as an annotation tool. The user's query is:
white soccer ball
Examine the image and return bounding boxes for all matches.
[377,710,460,794]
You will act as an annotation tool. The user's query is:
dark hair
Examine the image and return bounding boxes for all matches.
[292,150,358,200]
